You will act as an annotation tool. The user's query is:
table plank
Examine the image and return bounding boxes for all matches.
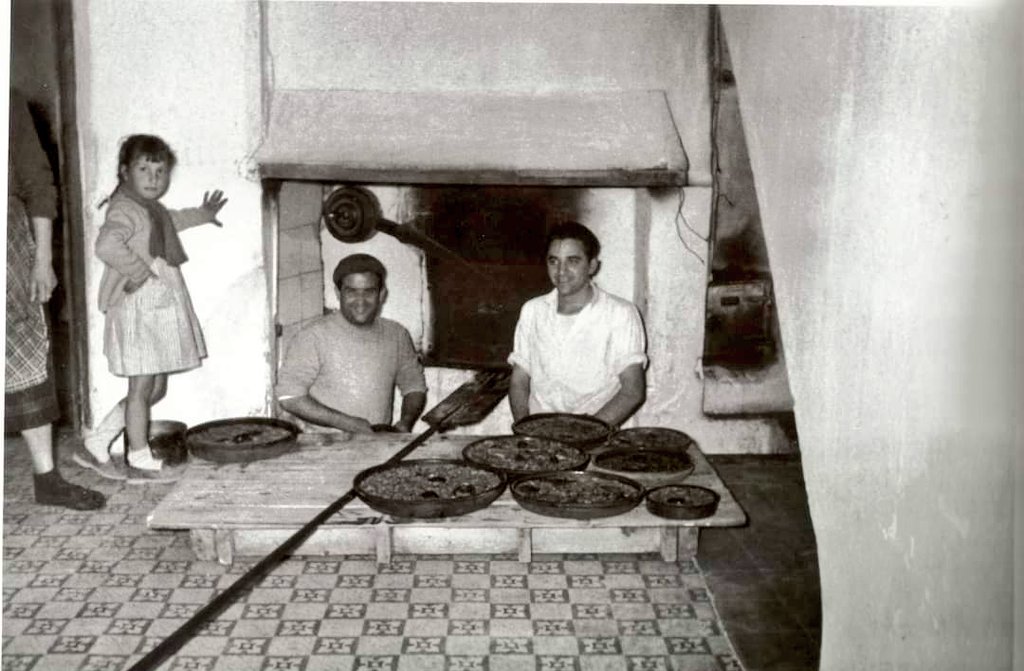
[149,433,745,532]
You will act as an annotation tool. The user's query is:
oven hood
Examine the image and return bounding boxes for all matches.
[255,89,687,186]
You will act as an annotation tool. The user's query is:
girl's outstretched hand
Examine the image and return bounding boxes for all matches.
[201,190,228,227]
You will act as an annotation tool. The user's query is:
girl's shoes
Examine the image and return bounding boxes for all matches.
[72,448,127,481]
[125,448,182,483]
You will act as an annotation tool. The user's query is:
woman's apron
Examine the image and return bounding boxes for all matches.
[5,196,51,393]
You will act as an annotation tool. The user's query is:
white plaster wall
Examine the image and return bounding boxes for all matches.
[75,0,269,428]
[721,6,1017,669]
[638,187,788,452]
[266,2,711,185]
[72,0,785,453]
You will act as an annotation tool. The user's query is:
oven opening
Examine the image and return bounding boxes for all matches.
[273,182,589,374]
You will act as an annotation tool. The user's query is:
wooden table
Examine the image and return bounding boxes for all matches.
[147,433,746,565]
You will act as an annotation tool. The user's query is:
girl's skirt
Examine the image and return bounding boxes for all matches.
[103,263,207,376]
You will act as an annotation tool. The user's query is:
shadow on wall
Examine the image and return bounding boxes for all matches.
[703,11,795,421]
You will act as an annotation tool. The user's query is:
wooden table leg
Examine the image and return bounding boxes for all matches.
[517,528,532,563]
[215,529,234,566]
[677,527,699,559]
[659,528,678,562]
[190,529,216,562]
[375,525,392,565]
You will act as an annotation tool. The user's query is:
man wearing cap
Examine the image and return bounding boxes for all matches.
[276,254,427,434]
[508,222,648,427]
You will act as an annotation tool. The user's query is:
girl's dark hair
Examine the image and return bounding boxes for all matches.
[545,221,601,260]
[117,134,176,181]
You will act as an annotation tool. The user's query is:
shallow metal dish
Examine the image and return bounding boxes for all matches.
[606,427,696,453]
[462,435,589,477]
[590,447,695,489]
[511,413,613,451]
[592,447,693,474]
[510,470,644,520]
[186,417,300,464]
[645,484,720,520]
[353,459,506,519]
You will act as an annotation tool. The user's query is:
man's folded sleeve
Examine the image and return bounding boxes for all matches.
[506,303,533,374]
[396,329,428,395]
[611,305,649,373]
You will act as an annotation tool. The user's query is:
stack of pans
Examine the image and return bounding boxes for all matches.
[462,434,643,520]
[503,417,720,521]
[352,413,720,522]
[589,427,696,489]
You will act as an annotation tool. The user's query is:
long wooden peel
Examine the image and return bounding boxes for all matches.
[129,369,510,671]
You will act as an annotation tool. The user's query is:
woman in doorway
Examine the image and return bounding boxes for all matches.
[5,89,105,510]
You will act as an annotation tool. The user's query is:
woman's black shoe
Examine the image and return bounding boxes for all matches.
[33,471,106,510]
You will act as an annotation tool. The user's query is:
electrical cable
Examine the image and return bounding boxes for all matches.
[672,187,706,265]
[708,6,723,283]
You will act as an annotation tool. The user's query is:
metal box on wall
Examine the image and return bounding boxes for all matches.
[703,279,775,367]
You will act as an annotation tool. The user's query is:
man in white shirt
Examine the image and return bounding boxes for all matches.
[507,222,648,427]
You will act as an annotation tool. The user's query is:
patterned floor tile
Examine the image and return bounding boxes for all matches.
[3,435,745,671]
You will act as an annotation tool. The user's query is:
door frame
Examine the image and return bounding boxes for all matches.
[52,0,91,429]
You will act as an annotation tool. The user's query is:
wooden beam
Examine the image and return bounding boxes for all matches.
[259,164,686,188]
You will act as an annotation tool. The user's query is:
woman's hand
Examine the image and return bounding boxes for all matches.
[29,216,57,303]
[30,258,57,303]
[201,190,228,226]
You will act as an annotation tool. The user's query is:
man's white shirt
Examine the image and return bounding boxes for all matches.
[508,284,648,416]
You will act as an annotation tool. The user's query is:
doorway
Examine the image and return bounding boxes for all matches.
[9,0,90,429]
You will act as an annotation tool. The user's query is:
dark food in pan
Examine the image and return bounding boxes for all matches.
[511,413,612,449]
[186,417,300,464]
[593,449,692,474]
[193,422,295,445]
[358,461,502,501]
[353,459,506,519]
[606,427,696,452]
[463,436,589,476]
[645,484,720,520]
[511,471,643,519]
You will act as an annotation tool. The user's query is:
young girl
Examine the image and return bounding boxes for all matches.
[77,135,226,481]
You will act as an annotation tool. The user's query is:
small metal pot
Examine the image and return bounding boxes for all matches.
[123,420,189,466]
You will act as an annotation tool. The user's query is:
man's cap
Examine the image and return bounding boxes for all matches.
[332,253,387,287]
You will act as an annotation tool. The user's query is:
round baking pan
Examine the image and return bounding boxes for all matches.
[511,413,613,451]
[645,484,720,520]
[353,459,506,519]
[606,427,696,453]
[186,417,300,464]
[462,435,589,477]
[510,470,644,520]
[590,447,694,489]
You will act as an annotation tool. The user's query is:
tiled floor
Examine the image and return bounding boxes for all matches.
[2,431,820,671]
